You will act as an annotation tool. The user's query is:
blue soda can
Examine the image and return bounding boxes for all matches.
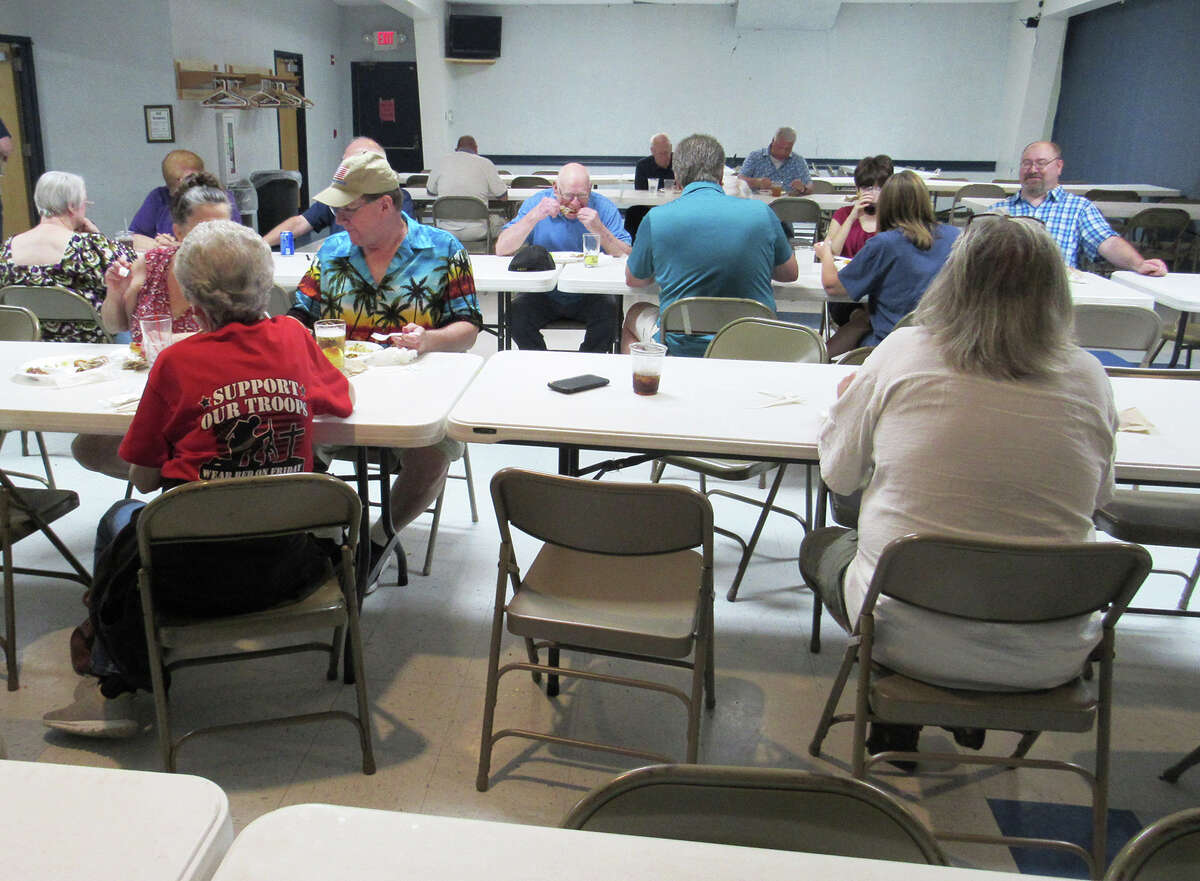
[280,231,295,255]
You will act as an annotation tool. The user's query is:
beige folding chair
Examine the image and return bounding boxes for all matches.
[405,173,428,188]
[0,304,39,340]
[653,318,825,601]
[1,467,91,690]
[658,296,774,356]
[0,285,114,342]
[135,473,375,773]
[266,284,293,317]
[1104,807,1200,879]
[1085,189,1141,203]
[477,468,714,791]
[1073,303,1164,367]
[808,534,1151,877]
[769,196,823,245]
[418,445,478,576]
[806,180,836,194]
[1123,208,1191,269]
[0,305,55,489]
[510,175,553,189]
[431,196,493,254]
[836,345,876,365]
[943,183,1005,227]
[563,763,946,865]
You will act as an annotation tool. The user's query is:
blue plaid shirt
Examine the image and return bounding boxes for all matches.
[990,187,1117,267]
[739,147,812,187]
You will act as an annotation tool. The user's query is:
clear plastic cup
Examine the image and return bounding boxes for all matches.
[630,341,667,395]
[140,314,174,364]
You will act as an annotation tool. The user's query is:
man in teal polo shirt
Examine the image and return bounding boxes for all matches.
[623,133,798,356]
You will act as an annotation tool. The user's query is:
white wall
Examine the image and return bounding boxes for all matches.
[444,2,1013,162]
[0,0,351,234]
[1,0,175,233]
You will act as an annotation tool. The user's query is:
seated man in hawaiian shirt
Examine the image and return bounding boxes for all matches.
[290,151,483,578]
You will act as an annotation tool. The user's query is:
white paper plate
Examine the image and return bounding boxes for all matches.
[551,251,614,266]
[16,351,130,385]
[345,340,382,359]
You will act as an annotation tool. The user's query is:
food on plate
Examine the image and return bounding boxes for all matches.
[73,356,109,372]
[122,356,150,371]
[26,366,49,375]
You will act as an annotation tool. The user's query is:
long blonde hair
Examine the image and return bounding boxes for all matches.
[915,215,1073,379]
[877,170,936,250]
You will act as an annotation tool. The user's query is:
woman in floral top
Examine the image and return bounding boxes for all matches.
[0,171,133,342]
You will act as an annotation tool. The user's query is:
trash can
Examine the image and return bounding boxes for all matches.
[249,170,303,235]
[227,179,258,232]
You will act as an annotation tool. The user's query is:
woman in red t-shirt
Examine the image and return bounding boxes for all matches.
[824,154,894,258]
[44,220,354,737]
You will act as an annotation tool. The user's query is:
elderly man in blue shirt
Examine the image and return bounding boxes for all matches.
[739,127,813,196]
[990,140,1166,276]
[495,162,632,352]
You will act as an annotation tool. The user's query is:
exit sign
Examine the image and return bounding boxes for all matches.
[375,30,397,50]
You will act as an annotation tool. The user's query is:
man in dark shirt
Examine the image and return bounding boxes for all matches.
[628,133,675,239]
[262,137,412,248]
[634,133,674,192]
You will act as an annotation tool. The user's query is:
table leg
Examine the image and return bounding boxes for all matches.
[558,446,579,476]
[498,292,510,351]
[1169,312,1189,368]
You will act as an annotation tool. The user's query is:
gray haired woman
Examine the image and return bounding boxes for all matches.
[0,170,133,341]
[45,220,353,737]
[800,215,1116,760]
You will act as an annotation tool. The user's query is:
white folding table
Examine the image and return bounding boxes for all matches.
[0,341,483,611]
[448,349,1200,488]
[2,758,233,881]
[210,803,1056,881]
[1112,271,1200,367]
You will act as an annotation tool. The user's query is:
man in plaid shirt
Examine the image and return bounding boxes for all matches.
[990,141,1167,276]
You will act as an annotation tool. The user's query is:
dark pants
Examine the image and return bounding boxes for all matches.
[509,290,619,353]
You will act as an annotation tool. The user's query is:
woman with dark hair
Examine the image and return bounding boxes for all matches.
[824,154,894,258]
[101,171,232,343]
[815,170,958,356]
[801,215,1116,759]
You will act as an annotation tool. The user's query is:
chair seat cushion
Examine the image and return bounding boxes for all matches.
[1095,490,1200,548]
[870,671,1098,733]
[158,577,346,649]
[658,456,773,481]
[508,545,705,657]
[6,488,80,542]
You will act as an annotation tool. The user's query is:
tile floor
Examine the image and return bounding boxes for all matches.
[3,334,1199,876]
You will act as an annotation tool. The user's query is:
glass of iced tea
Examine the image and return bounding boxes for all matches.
[315,319,347,369]
[630,341,667,395]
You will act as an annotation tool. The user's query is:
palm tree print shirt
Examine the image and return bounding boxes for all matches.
[293,218,482,339]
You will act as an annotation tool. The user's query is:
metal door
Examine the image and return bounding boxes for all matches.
[350,62,423,172]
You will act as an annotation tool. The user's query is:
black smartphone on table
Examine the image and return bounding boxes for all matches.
[547,374,610,394]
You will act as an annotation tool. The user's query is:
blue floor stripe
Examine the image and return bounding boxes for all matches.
[987,798,1143,877]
